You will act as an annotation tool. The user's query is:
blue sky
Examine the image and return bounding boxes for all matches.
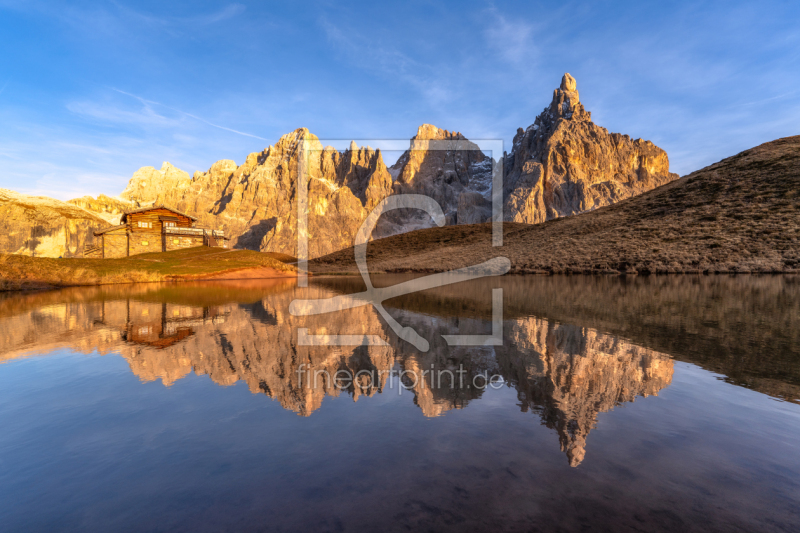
[1,0,798,199]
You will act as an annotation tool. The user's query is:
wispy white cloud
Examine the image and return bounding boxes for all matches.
[109,1,247,30]
[66,99,180,128]
[1,1,248,40]
[197,3,246,25]
[67,88,269,141]
[0,94,272,200]
[0,141,134,200]
[112,89,269,140]
[320,17,454,106]
[730,91,799,108]
[483,8,536,66]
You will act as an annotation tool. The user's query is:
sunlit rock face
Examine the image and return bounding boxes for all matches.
[117,129,394,258]
[115,124,491,254]
[120,162,193,205]
[67,194,133,225]
[0,281,673,465]
[109,77,676,254]
[381,124,494,233]
[503,73,678,224]
[376,309,674,464]
[0,188,108,257]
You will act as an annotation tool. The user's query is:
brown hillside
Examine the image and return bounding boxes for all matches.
[311,135,800,274]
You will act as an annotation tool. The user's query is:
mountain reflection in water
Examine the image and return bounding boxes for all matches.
[1,278,675,466]
[2,275,800,531]
[8,275,795,467]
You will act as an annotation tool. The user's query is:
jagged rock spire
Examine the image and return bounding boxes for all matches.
[560,72,577,92]
[548,72,587,122]
[503,72,677,225]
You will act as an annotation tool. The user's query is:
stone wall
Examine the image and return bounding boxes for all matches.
[165,234,204,251]
[102,232,128,258]
[128,233,164,256]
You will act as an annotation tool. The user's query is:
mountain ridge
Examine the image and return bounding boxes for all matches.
[0,74,679,258]
[310,134,800,274]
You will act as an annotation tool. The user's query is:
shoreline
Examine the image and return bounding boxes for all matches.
[308,268,799,276]
[4,265,797,294]
[0,268,299,292]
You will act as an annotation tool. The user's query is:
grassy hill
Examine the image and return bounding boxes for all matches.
[0,246,296,291]
[311,135,800,274]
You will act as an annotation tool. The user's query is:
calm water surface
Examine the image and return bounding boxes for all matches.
[0,275,799,532]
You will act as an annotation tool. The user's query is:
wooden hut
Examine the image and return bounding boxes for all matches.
[91,205,228,258]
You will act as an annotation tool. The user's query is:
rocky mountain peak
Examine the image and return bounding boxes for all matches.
[209,159,237,173]
[271,128,322,158]
[412,123,465,141]
[392,125,486,184]
[548,72,587,124]
[121,161,192,204]
[503,73,678,224]
[508,74,591,158]
[560,72,577,92]
[375,124,493,234]
[284,127,312,140]
[68,194,133,225]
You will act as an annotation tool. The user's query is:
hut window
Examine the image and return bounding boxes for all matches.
[141,241,149,246]
[165,221,176,227]
[173,238,180,244]
[137,221,152,228]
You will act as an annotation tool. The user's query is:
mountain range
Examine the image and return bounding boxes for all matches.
[312,134,800,274]
[0,74,678,258]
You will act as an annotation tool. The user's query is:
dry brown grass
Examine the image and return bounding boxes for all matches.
[311,135,800,274]
[0,246,296,291]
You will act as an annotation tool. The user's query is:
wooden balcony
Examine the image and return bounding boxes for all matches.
[164,227,225,238]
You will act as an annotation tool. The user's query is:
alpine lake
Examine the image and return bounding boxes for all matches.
[1,274,799,532]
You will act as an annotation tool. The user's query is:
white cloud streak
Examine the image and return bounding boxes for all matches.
[483,8,536,65]
[105,89,269,141]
